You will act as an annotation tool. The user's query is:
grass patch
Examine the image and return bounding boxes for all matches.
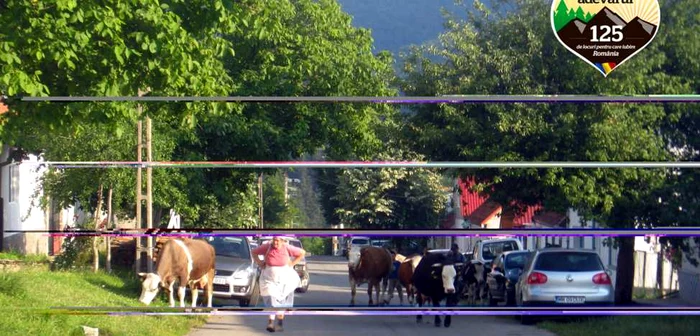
[0,267,207,336]
[539,316,700,336]
[0,251,51,263]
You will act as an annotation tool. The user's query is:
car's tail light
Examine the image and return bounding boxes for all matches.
[527,272,547,285]
[593,272,612,285]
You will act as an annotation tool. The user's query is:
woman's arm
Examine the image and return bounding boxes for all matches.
[288,247,306,267]
[251,243,267,267]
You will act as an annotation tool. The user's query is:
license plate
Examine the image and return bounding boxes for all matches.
[213,277,228,285]
[555,296,586,304]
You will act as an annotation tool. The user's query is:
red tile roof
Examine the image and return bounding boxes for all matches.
[456,176,566,229]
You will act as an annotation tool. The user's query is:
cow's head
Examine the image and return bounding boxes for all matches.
[430,262,457,294]
[138,272,162,305]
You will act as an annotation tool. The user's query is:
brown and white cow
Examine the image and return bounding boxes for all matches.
[348,246,392,306]
[138,238,216,308]
[397,254,422,305]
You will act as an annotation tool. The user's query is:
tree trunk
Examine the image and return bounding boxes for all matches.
[93,184,104,273]
[106,187,113,273]
[615,236,636,304]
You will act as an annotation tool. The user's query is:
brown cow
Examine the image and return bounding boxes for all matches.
[398,254,422,305]
[138,238,216,308]
[348,246,392,306]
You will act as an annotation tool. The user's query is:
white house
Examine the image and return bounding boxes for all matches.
[0,145,89,256]
[1,145,51,255]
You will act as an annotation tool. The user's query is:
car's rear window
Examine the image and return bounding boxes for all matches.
[289,241,302,248]
[534,252,603,272]
[352,239,369,245]
[482,241,518,260]
[505,253,529,269]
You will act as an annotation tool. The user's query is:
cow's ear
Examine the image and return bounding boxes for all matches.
[138,272,148,281]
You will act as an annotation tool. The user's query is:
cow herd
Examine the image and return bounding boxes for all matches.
[135,238,491,328]
[348,246,491,328]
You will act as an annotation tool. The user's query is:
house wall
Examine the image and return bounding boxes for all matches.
[1,153,49,255]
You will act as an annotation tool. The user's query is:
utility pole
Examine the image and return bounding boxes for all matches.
[284,170,288,206]
[134,88,153,274]
[258,172,264,229]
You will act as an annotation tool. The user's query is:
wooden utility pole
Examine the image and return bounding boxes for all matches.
[93,184,103,273]
[284,170,288,206]
[258,172,264,229]
[106,187,113,273]
[134,88,154,274]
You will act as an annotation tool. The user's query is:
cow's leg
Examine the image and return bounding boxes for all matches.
[380,276,388,305]
[207,269,215,308]
[415,292,423,323]
[433,298,441,327]
[178,286,186,307]
[168,282,176,307]
[190,283,199,308]
[444,294,458,328]
[367,281,374,306]
[397,282,404,305]
[350,278,357,306]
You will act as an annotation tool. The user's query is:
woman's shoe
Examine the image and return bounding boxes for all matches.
[276,318,284,332]
[266,319,276,332]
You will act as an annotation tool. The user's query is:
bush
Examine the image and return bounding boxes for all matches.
[299,237,328,255]
[52,236,95,271]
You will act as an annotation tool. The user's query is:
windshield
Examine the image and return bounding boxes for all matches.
[289,240,302,248]
[535,252,604,272]
[504,253,529,269]
[482,241,518,260]
[351,238,370,245]
[208,237,250,259]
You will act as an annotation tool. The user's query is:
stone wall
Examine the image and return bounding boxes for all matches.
[2,232,49,255]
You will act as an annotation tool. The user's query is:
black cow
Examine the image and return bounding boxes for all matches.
[411,252,459,328]
[461,261,488,305]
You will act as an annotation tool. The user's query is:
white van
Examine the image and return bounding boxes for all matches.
[347,236,372,265]
[470,238,524,269]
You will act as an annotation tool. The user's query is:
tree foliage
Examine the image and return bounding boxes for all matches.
[399,0,697,303]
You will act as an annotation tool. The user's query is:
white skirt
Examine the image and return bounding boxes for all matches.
[259,265,301,308]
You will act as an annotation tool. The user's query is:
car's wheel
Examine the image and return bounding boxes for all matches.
[518,294,535,325]
[296,275,310,293]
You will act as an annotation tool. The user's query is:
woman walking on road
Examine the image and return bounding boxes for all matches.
[251,236,306,332]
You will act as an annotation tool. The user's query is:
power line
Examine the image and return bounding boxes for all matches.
[12,94,700,103]
[21,161,700,168]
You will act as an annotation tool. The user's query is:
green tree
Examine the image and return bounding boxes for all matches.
[0,0,237,136]
[399,0,692,304]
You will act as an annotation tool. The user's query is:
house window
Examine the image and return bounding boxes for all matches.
[9,164,19,203]
[608,241,612,265]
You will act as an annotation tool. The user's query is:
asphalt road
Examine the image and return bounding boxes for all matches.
[187,256,557,336]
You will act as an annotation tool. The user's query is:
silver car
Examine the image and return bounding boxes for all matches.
[515,248,614,309]
[205,236,261,307]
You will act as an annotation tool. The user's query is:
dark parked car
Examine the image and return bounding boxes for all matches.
[485,250,531,306]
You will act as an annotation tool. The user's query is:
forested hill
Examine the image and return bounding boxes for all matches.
[335,0,465,58]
